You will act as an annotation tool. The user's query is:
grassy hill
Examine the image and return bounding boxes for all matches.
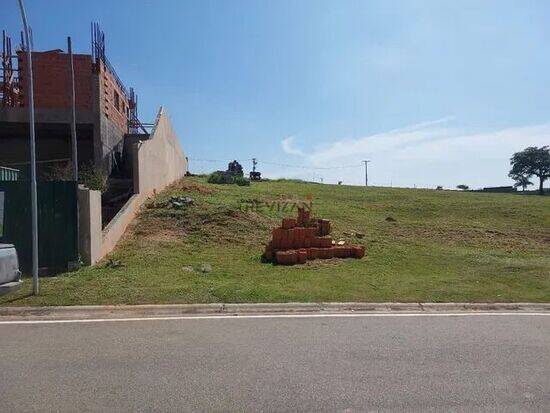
[2,176,549,306]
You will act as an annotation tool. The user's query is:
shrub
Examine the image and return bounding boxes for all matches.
[208,171,231,184]
[79,163,109,193]
[42,162,73,181]
[234,176,251,186]
[41,161,108,193]
[208,171,250,186]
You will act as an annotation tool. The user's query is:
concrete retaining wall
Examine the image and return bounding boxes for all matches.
[133,108,188,197]
[100,194,142,259]
[78,107,187,265]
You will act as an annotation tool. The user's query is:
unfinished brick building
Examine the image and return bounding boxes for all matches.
[1,23,154,223]
[1,24,188,268]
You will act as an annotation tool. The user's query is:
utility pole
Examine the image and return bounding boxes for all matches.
[362,160,371,187]
[17,0,39,295]
[68,36,78,181]
[68,36,79,261]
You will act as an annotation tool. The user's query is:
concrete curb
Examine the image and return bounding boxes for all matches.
[0,280,23,296]
[0,302,548,320]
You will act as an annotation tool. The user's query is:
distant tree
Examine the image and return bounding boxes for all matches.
[509,146,550,195]
[456,184,469,191]
[510,174,533,191]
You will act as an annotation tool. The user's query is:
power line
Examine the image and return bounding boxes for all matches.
[258,160,362,170]
[188,158,363,171]
[188,157,252,163]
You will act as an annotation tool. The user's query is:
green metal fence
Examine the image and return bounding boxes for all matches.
[0,167,20,181]
[0,181,78,274]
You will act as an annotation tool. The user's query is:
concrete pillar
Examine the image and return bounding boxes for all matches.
[77,185,102,265]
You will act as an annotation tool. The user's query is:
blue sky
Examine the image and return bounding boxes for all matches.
[4,0,550,188]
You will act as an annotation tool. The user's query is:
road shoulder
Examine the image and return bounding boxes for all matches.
[0,302,548,322]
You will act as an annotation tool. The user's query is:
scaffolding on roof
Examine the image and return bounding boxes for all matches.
[1,30,21,107]
[91,22,148,135]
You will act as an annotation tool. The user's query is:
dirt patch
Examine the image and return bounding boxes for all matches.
[167,178,216,194]
[192,208,275,245]
[130,200,276,246]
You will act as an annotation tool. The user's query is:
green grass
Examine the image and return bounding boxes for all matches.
[2,177,549,306]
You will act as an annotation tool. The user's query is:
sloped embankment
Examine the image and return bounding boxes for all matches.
[1,176,549,306]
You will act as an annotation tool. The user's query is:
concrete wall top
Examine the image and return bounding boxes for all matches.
[134,107,188,196]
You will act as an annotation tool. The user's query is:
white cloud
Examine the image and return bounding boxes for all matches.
[278,118,550,188]
[281,136,304,156]
[307,117,455,165]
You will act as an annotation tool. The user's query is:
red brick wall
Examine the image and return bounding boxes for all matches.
[98,60,129,132]
[18,50,93,110]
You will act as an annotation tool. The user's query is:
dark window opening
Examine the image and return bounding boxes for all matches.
[114,91,120,111]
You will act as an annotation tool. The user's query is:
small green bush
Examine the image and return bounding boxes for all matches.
[41,161,108,193]
[208,172,250,186]
[208,171,230,184]
[234,176,250,186]
[79,163,109,193]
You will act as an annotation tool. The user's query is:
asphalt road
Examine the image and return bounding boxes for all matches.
[0,313,548,412]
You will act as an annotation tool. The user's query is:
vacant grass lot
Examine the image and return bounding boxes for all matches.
[2,177,549,306]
